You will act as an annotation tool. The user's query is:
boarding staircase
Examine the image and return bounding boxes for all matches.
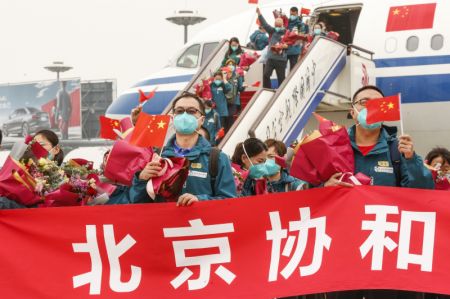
[219,37,376,156]
[161,37,376,157]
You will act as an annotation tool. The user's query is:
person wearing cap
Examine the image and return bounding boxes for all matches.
[203,100,221,146]
[224,59,246,117]
[256,7,289,89]
[210,71,233,133]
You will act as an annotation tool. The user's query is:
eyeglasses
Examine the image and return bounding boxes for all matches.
[352,97,370,107]
[173,107,203,115]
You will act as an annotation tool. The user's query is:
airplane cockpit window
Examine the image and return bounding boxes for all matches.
[313,5,362,45]
[431,34,444,51]
[177,44,201,68]
[406,36,419,52]
[201,42,219,66]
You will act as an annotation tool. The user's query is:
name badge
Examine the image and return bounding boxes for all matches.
[191,163,202,169]
[189,170,208,179]
[374,166,394,174]
[217,87,223,91]
[378,161,390,167]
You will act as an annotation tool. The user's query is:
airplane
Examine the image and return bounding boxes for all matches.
[102,0,449,158]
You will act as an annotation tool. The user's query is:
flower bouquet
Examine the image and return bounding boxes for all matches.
[103,140,153,186]
[146,153,190,202]
[290,113,371,186]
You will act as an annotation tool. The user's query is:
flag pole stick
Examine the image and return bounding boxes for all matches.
[398,93,404,136]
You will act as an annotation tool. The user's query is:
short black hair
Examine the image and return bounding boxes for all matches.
[214,71,223,78]
[352,85,385,104]
[265,139,287,156]
[0,129,2,145]
[231,137,268,167]
[290,7,298,13]
[34,129,64,166]
[425,147,450,164]
[172,91,205,115]
[204,100,213,108]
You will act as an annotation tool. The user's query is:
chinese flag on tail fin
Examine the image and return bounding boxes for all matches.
[386,3,436,32]
[129,113,170,148]
[99,116,121,140]
[366,95,401,124]
[248,0,258,4]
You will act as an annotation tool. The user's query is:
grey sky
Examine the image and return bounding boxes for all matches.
[0,0,270,94]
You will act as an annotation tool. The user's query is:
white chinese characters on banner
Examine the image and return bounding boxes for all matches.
[163,219,236,290]
[360,205,436,272]
[266,207,332,282]
[72,225,142,295]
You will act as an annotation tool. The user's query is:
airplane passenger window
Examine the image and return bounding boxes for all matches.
[385,37,398,53]
[177,44,201,68]
[406,36,419,52]
[201,42,219,66]
[431,34,444,50]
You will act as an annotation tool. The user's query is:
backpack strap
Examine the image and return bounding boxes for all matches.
[209,147,221,195]
[388,138,402,187]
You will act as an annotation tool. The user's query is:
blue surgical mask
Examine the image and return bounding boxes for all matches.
[314,29,322,35]
[214,80,222,86]
[354,107,382,130]
[290,15,298,21]
[173,112,199,135]
[265,159,281,176]
[249,163,269,179]
[47,152,54,160]
[231,45,238,52]
[205,108,212,114]
[275,27,282,33]
[228,65,235,71]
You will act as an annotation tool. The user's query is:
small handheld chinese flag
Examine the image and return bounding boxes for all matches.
[300,7,311,15]
[99,116,121,140]
[216,127,225,141]
[129,113,170,148]
[366,95,401,124]
[251,81,261,87]
[139,87,158,103]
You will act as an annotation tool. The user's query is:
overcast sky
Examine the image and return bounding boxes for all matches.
[0,0,275,94]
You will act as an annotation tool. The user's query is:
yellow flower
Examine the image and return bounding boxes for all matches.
[38,158,48,166]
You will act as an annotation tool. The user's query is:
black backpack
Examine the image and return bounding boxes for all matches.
[388,138,402,187]
[384,125,402,187]
[208,147,221,195]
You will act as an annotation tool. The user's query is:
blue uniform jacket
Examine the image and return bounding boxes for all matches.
[250,30,269,50]
[267,170,307,193]
[349,126,434,189]
[105,175,150,205]
[161,135,237,200]
[210,82,232,117]
[108,136,237,203]
[204,110,221,146]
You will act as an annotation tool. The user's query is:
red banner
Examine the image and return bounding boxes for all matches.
[0,186,449,298]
